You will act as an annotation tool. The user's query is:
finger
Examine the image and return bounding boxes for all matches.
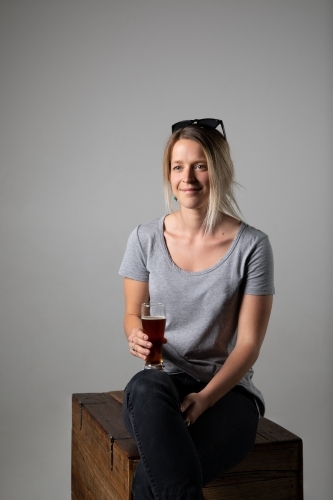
[130,333,152,349]
[130,346,147,360]
[129,340,136,351]
[134,343,151,357]
[182,407,195,425]
[129,340,151,359]
[131,328,148,341]
[180,397,192,413]
[129,340,137,356]
[134,336,152,350]
[138,332,149,342]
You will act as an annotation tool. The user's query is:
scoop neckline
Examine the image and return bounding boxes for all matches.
[159,216,246,275]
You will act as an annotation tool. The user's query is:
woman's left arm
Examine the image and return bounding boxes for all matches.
[181,294,273,424]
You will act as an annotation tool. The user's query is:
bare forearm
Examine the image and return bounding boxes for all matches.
[122,277,149,341]
[124,314,142,340]
[201,295,272,407]
[180,342,260,425]
[199,341,260,407]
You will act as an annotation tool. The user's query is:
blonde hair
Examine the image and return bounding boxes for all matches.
[163,126,241,233]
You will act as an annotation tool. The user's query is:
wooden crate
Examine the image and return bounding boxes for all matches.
[72,391,303,500]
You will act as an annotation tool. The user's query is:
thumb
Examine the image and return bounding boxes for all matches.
[180,396,192,413]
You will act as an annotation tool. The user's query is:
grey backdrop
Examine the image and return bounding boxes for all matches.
[0,1,332,499]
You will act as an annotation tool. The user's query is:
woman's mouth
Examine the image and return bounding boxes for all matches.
[180,188,201,193]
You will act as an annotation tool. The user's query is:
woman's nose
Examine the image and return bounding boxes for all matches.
[182,167,196,183]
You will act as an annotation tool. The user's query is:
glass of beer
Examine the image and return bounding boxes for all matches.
[141,302,166,370]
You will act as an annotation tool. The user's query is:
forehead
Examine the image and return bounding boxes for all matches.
[171,139,206,162]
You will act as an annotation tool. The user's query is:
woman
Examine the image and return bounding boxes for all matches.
[119,118,274,500]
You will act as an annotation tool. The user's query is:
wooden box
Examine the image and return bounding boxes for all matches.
[72,391,303,500]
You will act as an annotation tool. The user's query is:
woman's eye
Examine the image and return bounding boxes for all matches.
[172,165,182,171]
[196,164,207,170]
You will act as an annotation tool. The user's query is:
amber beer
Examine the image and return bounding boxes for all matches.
[141,303,166,370]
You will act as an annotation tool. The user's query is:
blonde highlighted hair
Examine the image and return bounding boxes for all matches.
[163,125,241,233]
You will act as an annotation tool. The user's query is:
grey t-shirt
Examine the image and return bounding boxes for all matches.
[119,216,275,416]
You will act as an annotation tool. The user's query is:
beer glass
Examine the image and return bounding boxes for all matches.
[141,303,166,370]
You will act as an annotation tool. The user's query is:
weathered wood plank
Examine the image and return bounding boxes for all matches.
[73,393,127,438]
[205,470,297,487]
[72,399,134,500]
[227,443,301,473]
[254,433,271,444]
[109,390,125,405]
[72,431,125,500]
[72,394,138,459]
[203,476,300,500]
[257,418,301,443]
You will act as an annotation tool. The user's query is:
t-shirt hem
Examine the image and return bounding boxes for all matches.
[243,288,275,295]
[118,271,149,282]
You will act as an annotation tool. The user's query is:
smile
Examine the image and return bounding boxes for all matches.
[180,188,201,193]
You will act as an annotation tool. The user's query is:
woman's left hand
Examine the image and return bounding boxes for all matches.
[180,392,210,426]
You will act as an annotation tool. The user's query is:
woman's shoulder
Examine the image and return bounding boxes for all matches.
[241,222,270,243]
[237,222,273,261]
[127,217,164,245]
[136,216,163,234]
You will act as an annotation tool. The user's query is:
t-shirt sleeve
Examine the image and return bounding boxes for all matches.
[243,235,275,295]
[118,226,149,282]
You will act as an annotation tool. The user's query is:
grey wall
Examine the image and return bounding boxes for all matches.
[0,1,332,499]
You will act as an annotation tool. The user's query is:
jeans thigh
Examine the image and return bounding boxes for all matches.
[188,389,259,486]
[122,370,206,500]
[167,373,206,401]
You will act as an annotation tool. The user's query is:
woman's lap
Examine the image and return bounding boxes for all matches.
[123,370,258,499]
[169,372,259,484]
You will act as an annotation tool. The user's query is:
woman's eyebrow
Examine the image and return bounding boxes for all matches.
[171,157,207,164]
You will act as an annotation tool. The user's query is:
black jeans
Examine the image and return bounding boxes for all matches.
[122,369,259,500]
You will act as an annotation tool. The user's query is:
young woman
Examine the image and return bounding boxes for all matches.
[119,119,274,500]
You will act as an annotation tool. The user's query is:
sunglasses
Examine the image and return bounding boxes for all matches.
[171,118,226,139]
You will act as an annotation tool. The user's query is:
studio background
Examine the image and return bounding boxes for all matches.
[0,1,332,499]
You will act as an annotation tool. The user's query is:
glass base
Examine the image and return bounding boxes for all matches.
[144,362,165,371]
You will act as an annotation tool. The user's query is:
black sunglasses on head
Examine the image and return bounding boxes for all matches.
[171,118,226,139]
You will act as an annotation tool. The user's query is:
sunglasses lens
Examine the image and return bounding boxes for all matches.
[198,119,219,128]
[171,119,226,139]
[172,120,193,133]
[171,120,193,133]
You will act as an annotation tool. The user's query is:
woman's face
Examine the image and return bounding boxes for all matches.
[170,139,210,210]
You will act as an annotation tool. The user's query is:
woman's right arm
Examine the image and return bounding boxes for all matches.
[123,277,152,360]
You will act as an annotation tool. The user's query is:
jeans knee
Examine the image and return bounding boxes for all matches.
[125,370,179,408]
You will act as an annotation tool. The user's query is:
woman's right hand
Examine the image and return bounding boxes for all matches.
[128,328,152,360]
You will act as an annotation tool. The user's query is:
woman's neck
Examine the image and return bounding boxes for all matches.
[170,207,223,238]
